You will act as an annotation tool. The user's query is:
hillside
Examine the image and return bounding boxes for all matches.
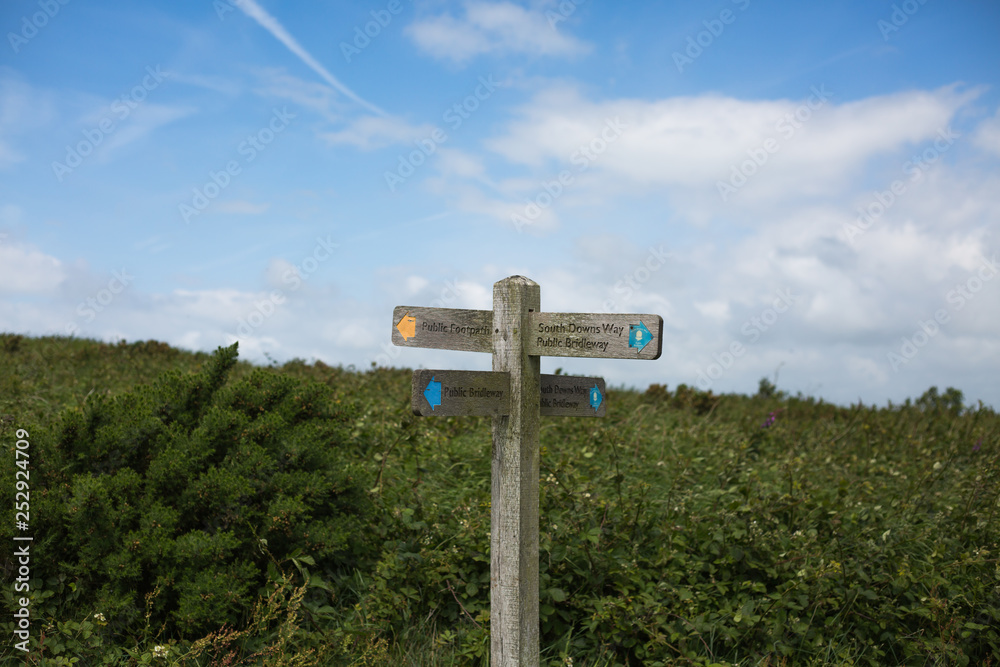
[1,334,997,666]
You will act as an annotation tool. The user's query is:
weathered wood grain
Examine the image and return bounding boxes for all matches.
[527,312,664,360]
[391,305,493,353]
[491,276,541,667]
[410,369,510,416]
[539,374,606,417]
[411,371,605,417]
[392,281,661,666]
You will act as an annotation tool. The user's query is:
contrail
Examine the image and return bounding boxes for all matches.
[235,0,387,117]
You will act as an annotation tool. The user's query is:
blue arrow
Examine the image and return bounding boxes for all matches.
[423,376,442,410]
[629,321,653,353]
[589,384,603,412]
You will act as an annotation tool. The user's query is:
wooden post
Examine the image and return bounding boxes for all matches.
[392,281,660,663]
[491,276,541,667]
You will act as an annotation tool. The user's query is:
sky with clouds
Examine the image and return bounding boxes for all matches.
[1,0,999,408]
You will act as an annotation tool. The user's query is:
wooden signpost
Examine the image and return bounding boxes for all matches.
[392,276,661,667]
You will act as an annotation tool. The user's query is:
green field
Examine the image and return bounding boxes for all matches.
[1,334,998,666]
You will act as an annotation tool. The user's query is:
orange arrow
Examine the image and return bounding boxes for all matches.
[396,312,416,340]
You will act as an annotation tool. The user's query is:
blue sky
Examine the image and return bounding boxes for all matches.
[2,0,999,408]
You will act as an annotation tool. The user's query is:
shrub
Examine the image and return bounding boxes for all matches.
[4,343,374,645]
[756,377,786,400]
[671,383,718,415]
[916,385,965,415]
[3,336,998,665]
[643,383,670,402]
[1,333,23,353]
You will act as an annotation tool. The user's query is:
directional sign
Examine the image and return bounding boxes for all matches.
[392,277,662,666]
[539,375,606,417]
[411,369,510,416]
[413,371,606,417]
[392,306,493,353]
[527,313,663,360]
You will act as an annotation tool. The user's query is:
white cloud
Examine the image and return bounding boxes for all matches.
[423,83,988,239]
[0,241,66,295]
[974,107,1000,156]
[405,275,429,294]
[264,258,298,290]
[482,83,980,201]
[3,211,997,409]
[407,1,591,64]
[695,300,730,322]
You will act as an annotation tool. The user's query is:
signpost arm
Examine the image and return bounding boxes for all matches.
[491,276,541,667]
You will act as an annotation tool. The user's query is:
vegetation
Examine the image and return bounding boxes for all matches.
[1,333,998,665]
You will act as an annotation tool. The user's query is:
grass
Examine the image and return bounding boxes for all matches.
[1,333,998,666]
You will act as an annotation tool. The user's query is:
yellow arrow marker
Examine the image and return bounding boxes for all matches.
[396,312,416,340]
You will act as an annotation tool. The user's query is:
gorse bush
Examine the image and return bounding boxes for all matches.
[5,343,374,644]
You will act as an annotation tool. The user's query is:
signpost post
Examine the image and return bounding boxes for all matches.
[392,276,662,667]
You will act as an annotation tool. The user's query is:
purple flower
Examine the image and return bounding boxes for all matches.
[973,437,982,452]
[759,409,785,429]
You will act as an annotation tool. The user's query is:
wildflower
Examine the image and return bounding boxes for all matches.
[93,612,106,623]
[760,411,778,428]
[153,645,168,658]
[973,437,982,452]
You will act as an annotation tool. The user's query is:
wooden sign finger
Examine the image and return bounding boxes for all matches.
[392,306,493,353]
[528,312,663,360]
[411,369,510,416]
[540,374,606,417]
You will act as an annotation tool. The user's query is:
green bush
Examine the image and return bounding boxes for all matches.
[348,389,1000,666]
[915,385,965,415]
[2,335,998,665]
[3,343,375,647]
